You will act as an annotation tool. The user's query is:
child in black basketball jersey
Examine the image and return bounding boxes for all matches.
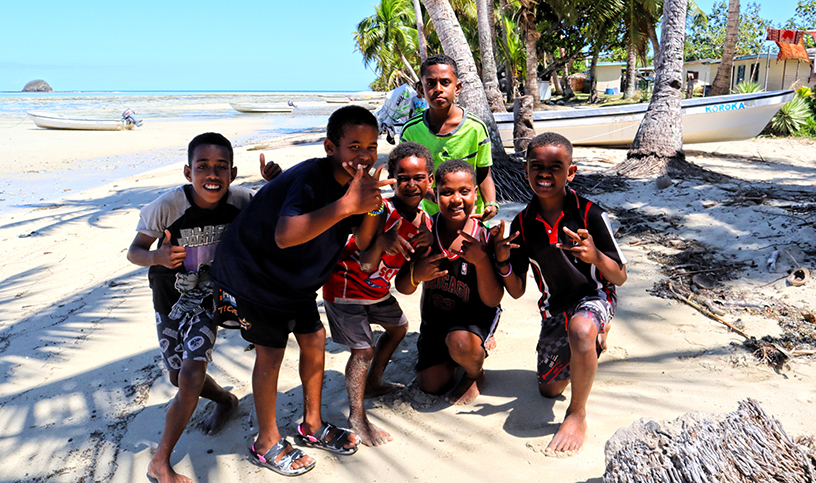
[496,132,627,457]
[395,159,503,405]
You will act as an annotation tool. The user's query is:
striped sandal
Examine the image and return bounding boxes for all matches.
[249,438,315,477]
[295,422,359,455]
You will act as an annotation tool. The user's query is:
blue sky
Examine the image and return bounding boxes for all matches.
[0,0,805,92]
[693,0,801,26]
[0,0,380,92]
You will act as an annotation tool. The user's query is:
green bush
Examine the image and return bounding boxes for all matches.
[733,81,762,94]
[768,96,812,135]
[794,116,816,139]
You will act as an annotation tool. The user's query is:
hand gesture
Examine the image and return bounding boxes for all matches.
[155,230,186,269]
[413,246,448,283]
[344,164,396,215]
[451,228,491,268]
[411,212,433,249]
[556,227,601,264]
[259,153,282,181]
[376,219,415,260]
[471,203,498,222]
[490,220,519,264]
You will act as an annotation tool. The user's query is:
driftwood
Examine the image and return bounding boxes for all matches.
[604,399,816,483]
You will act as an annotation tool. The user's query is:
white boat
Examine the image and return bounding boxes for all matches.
[489,90,796,147]
[28,110,142,131]
[230,102,294,113]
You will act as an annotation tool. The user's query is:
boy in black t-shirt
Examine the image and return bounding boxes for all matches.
[211,106,393,476]
[496,132,627,457]
[395,159,503,406]
[128,132,257,483]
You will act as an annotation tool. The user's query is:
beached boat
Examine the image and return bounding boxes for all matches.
[491,90,795,147]
[28,110,142,131]
[230,102,294,113]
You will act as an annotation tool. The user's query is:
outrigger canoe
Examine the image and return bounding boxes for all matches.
[491,90,795,147]
[230,102,294,113]
[28,110,142,131]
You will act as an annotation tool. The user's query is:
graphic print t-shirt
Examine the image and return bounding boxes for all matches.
[136,185,253,317]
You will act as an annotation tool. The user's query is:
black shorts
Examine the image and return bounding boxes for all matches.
[236,297,324,349]
[416,307,501,373]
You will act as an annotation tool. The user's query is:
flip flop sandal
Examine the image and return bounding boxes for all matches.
[787,267,810,287]
[249,438,315,477]
[295,422,359,455]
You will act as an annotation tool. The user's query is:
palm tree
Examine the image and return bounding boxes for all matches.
[497,14,524,102]
[355,0,421,87]
[707,0,739,95]
[616,0,686,177]
[620,0,661,99]
[518,0,541,105]
[476,0,507,111]
[412,0,429,62]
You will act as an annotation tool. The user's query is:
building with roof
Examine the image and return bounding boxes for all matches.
[684,50,815,93]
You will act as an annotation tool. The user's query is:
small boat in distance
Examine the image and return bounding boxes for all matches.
[230,102,294,113]
[28,109,142,131]
[491,90,796,147]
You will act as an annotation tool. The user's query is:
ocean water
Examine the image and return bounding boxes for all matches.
[0,90,382,213]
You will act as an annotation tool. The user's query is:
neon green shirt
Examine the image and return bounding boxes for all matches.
[400,109,492,215]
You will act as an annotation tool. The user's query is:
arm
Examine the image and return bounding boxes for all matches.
[476,166,497,221]
[490,220,526,299]
[453,229,503,307]
[275,165,395,249]
[127,230,187,269]
[353,210,383,252]
[557,227,627,286]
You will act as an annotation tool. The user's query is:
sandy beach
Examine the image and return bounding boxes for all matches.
[1,117,814,482]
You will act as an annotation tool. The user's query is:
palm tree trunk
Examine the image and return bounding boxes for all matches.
[476,0,506,112]
[525,25,540,105]
[616,0,687,178]
[622,39,637,99]
[498,0,515,103]
[397,47,420,84]
[547,53,564,96]
[589,49,600,103]
[708,0,740,96]
[649,24,660,61]
[421,0,507,163]
[413,0,428,62]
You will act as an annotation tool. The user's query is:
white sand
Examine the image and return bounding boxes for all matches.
[1,122,814,482]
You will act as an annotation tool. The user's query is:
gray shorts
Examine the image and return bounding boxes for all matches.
[155,311,218,371]
[325,296,408,350]
[537,294,613,384]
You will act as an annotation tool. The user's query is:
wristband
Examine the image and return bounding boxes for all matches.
[495,257,511,270]
[485,201,500,213]
[409,262,419,287]
[499,265,513,278]
[368,201,385,216]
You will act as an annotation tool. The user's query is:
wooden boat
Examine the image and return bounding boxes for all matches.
[28,110,142,131]
[489,90,796,147]
[230,102,294,113]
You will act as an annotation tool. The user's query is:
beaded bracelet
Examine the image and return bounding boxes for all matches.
[409,262,419,287]
[368,201,385,216]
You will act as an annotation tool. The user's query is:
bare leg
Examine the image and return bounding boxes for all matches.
[365,323,407,398]
[198,374,239,435]
[295,329,359,450]
[445,330,486,405]
[545,315,598,456]
[148,361,207,483]
[251,344,313,471]
[417,362,457,395]
[346,347,392,446]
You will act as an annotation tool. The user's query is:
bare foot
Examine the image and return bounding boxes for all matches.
[147,458,192,483]
[545,410,587,457]
[364,381,404,399]
[446,371,484,405]
[348,414,393,446]
[200,393,238,435]
[485,335,497,351]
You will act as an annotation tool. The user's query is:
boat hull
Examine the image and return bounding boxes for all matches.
[491,90,795,147]
[230,103,294,113]
[28,112,135,131]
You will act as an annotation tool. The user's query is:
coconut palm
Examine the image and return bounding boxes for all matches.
[707,0,739,96]
[476,0,507,111]
[616,0,687,177]
[497,14,525,101]
[518,0,541,105]
[355,0,421,88]
[412,0,429,61]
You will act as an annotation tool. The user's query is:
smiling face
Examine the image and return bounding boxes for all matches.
[421,63,461,112]
[184,144,236,210]
[525,144,577,204]
[437,170,477,224]
[324,123,379,184]
[393,156,432,209]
